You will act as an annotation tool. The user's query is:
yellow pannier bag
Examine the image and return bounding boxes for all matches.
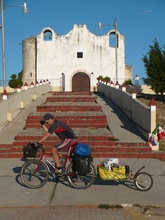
[112,165,126,175]
[97,165,127,180]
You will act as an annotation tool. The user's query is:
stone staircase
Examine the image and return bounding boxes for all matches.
[0,92,161,159]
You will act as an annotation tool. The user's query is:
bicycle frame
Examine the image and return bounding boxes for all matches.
[21,144,151,190]
[33,145,75,175]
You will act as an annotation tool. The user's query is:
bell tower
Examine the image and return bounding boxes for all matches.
[22,36,36,85]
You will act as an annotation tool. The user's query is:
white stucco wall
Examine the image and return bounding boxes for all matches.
[36,24,126,91]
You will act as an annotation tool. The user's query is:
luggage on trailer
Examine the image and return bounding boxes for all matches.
[102,158,119,171]
[97,158,130,180]
[97,165,127,180]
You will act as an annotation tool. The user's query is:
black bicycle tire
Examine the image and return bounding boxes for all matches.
[20,159,49,189]
[134,172,153,191]
[66,162,96,189]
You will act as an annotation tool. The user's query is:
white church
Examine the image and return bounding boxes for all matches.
[22,24,132,92]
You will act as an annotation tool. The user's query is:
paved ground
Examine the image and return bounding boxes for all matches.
[0,158,165,219]
[0,92,165,219]
[96,93,146,142]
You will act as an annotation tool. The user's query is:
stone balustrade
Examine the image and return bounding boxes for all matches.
[0,83,52,131]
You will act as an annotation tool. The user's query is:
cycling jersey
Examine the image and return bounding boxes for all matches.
[48,119,77,140]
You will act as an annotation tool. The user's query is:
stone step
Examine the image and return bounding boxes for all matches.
[14,135,116,141]
[12,138,149,147]
[26,112,106,119]
[14,128,114,138]
[10,143,151,153]
[0,144,12,153]
[47,96,96,102]
[37,104,102,112]
[0,152,164,159]
[12,140,136,147]
[1,92,164,159]
[0,142,164,159]
[0,148,158,159]
[26,124,107,129]
[51,92,91,95]
[26,118,107,128]
[26,113,107,128]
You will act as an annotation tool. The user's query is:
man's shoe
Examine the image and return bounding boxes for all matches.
[55,167,63,176]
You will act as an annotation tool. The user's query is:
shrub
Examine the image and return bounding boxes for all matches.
[8,71,23,89]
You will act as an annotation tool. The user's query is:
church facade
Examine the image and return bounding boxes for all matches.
[22,24,132,92]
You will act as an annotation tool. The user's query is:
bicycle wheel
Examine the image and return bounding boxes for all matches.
[66,162,96,189]
[134,172,153,191]
[20,159,49,189]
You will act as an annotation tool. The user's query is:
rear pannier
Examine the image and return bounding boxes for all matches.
[73,143,92,176]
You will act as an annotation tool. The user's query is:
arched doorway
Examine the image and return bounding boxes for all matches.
[72,72,90,92]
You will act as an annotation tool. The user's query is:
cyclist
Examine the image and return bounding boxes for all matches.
[36,113,79,173]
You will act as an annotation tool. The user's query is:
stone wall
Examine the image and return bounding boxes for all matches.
[0,83,52,131]
[97,82,157,150]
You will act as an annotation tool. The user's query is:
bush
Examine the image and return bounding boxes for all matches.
[124,79,133,85]
[103,76,110,84]
[8,71,23,89]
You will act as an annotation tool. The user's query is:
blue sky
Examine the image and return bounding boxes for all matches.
[0,0,165,85]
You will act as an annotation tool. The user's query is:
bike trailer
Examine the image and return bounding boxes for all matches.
[23,143,38,158]
[73,155,92,176]
[97,164,128,180]
[74,143,91,156]
[112,165,130,175]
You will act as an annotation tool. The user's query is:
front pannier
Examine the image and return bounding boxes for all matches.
[23,143,38,158]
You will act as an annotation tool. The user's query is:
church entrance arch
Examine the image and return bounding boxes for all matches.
[72,72,90,92]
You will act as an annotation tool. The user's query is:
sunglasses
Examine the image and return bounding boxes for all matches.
[45,118,52,124]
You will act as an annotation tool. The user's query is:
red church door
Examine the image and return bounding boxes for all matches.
[72,72,90,92]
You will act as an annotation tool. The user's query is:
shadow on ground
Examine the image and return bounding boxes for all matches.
[95,92,146,141]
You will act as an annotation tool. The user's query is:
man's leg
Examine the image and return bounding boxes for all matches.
[52,147,61,168]
[52,139,79,168]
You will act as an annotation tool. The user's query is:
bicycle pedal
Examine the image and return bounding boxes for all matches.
[54,168,63,175]
[58,174,65,178]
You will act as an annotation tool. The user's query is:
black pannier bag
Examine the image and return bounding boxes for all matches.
[23,143,38,158]
[73,155,92,176]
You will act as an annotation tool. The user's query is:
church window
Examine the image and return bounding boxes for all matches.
[109,32,118,48]
[44,30,52,41]
[77,52,83,58]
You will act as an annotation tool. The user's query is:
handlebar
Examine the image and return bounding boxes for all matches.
[33,142,45,152]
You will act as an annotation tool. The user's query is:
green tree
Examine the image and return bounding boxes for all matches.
[142,39,165,95]
[97,75,103,82]
[8,71,23,89]
[124,79,133,85]
[103,76,110,84]
[17,70,23,87]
